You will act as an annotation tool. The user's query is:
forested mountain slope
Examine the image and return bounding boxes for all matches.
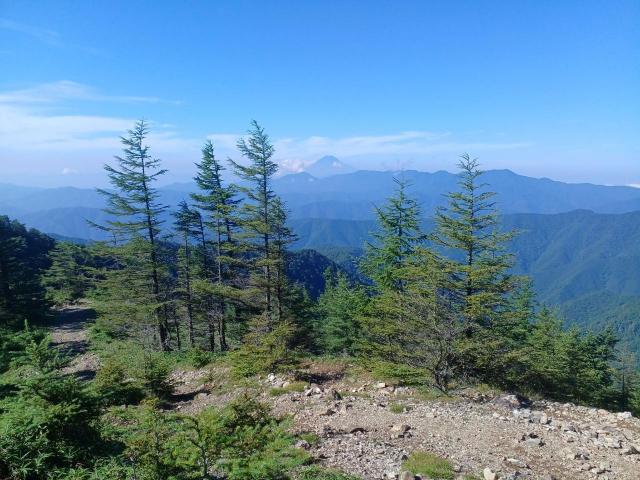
[2,164,640,236]
[289,211,640,355]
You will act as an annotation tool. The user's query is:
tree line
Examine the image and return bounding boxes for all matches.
[2,119,639,410]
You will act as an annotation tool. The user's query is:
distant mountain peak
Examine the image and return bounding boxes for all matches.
[304,156,355,178]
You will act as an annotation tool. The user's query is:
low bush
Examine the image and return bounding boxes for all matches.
[121,394,309,479]
[0,372,102,479]
[93,357,144,406]
[185,347,216,368]
[141,353,173,399]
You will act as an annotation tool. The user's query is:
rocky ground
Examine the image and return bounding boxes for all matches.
[170,367,640,480]
[51,311,640,480]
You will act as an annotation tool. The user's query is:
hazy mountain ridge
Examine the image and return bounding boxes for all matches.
[4,166,639,223]
[2,166,640,350]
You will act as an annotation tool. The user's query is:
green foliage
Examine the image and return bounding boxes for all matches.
[95,120,171,350]
[141,353,173,399]
[0,321,48,374]
[316,270,367,356]
[360,177,423,293]
[43,242,95,305]
[269,381,307,396]
[297,432,321,447]
[389,403,406,414]
[512,308,619,406]
[231,320,299,377]
[121,395,308,480]
[0,368,101,479]
[0,215,54,325]
[92,356,144,406]
[185,347,216,368]
[402,451,455,480]
[296,465,362,480]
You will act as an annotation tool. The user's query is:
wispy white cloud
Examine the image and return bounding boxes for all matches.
[0,18,102,55]
[0,80,177,105]
[208,129,532,173]
[0,80,531,183]
[0,82,189,154]
[0,18,61,45]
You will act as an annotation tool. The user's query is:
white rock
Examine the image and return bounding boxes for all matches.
[483,467,498,480]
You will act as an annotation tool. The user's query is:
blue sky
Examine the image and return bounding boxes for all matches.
[0,0,638,187]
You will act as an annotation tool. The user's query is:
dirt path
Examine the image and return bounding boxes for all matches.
[50,304,100,380]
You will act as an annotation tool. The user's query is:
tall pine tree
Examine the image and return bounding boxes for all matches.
[96,120,171,350]
[431,154,516,377]
[229,121,280,328]
[191,140,241,351]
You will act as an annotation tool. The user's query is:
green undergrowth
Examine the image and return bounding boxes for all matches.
[402,450,455,480]
[296,465,362,480]
[270,381,308,396]
[297,432,321,447]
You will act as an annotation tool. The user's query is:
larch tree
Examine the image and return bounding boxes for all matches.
[359,178,426,377]
[431,154,517,376]
[229,121,279,328]
[173,201,198,348]
[228,121,298,376]
[432,154,515,326]
[361,177,423,294]
[191,140,240,351]
[96,120,171,350]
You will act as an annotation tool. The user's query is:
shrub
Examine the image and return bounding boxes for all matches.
[186,347,216,368]
[231,321,298,378]
[93,357,144,406]
[124,398,182,480]
[123,394,308,480]
[141,353,173,399]
[0,372,101,479]
[0,323,48,374]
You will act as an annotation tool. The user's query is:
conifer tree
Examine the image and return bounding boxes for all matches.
[229,121,279,328]
[191,140,241,351]
[361,177,423,294]
[96,120,171,350]
[42,242,94,306]
[270,197,297,322]
[401,249,464,392]
[432,154,515,327]
[431,154,517,376]
[174,201,198,347]
[0,216,53,324]
[317,270,367,355]
[359,178,426,377]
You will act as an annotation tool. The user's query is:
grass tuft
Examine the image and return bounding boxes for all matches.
[402,450,455,480]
